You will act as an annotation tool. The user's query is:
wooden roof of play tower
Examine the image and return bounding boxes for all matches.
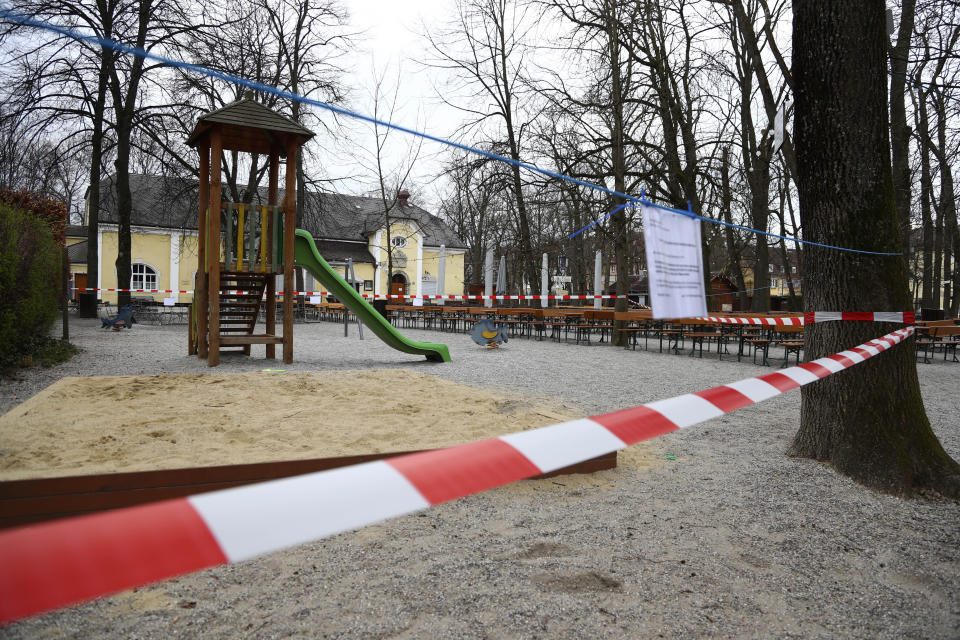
[186,94,315,154]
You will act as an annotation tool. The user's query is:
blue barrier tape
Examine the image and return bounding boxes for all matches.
[3,9,901,258]
[569,198,901,256]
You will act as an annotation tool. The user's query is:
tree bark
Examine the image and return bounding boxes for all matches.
[790,0,959,497]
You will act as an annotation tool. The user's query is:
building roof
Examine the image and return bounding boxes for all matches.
[299,191,467,249]
[67,240,87,265]
[313,240,375,264]
[66,225,88,238]
[93,174,199,230]
[89,174,466,249]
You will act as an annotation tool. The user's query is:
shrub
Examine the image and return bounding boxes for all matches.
[0,203,62,370]
[0,189,67,247]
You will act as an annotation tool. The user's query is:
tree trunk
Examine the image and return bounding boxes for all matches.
[749,172,771,312]
[109,0,151,311]
[720,149,748,309]
[79,39,112,318]
[933,176,944,308]
[888,0,917,258]
[933,91,958,315]
[790,0,959,497]
[114,114,133,310]
[918,87,935,308]
[607,0,630,346]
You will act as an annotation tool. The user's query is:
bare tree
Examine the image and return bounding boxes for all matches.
[357,63,425,290]
[438,151,498,289]
[1,0,124,315]
[265,0,352,220]
[425,0,541,296]
[909,2,960,312]
[889,0,918,257]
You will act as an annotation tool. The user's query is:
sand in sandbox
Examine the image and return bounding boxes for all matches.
[0,369,653,481]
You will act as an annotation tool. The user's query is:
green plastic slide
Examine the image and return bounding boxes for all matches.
[292,229,451,362]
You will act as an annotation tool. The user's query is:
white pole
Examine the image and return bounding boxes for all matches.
[484,249,494,308]
[497,255,506,297]
[437,244,446,306]
[594,250,602,310]
[541,253,548,308]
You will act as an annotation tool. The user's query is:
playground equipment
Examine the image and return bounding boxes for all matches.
[101,305,134,330]
[186,95,449,365]
[292,230,448,361]
[470,318,508,349]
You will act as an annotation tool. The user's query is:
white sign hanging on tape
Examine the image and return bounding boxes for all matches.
[641,202,707,319]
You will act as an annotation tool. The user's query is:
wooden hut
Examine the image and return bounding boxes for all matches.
[186,94,314,366]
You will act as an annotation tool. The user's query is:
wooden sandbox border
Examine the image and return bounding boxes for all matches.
[0,451,616,530]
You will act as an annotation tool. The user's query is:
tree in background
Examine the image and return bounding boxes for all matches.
[357,63,425,290]
[426,0,541,296]
[790,0,959,497]
[0,0,122,316]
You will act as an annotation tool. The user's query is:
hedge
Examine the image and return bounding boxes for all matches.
[0,188,67,247]
[0,203,62,368]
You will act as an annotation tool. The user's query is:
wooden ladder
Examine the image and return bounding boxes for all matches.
[218,271,270,342]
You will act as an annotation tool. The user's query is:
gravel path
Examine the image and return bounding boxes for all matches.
[2,314,959,639]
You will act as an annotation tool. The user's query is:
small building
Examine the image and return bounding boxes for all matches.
[604,273,742,312]
[708,274,740,312]
[80,174,466,303]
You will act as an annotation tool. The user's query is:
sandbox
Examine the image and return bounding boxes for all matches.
[0,370,622,528]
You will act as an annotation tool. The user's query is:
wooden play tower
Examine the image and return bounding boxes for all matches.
[186,94,314,366]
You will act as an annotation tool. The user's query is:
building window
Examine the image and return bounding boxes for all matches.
[391,235,408,249]
[131,263,158,291]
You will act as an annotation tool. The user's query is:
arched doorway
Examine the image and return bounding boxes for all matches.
[390,272,407,298]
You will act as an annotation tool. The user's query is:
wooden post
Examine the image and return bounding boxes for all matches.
[196,143,209,359]
[283,140,297,364]
[259,206,268,273]
[224,202,233,270]
[208,129,223,366]
[236,204,245,271]
[266,148,279,359]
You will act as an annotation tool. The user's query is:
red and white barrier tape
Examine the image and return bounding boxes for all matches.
[693,312,914,326]
[71,287,194,294]
[71,288,637,300]
[0,326,915,624]
[694,315,804,325]
[67,290,921,319]
[804,311,915,324]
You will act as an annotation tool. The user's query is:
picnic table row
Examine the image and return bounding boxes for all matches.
[304,301,958,366]
[915,319,960,363]
[381,305,808,366]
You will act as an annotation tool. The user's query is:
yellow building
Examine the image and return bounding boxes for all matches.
[79,175,466,304]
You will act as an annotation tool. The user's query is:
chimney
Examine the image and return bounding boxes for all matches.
[398,189,410,207]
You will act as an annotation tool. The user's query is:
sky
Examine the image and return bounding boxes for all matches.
[324,0,467,209]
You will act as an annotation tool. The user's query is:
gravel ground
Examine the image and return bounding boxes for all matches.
[2,313,959,639]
